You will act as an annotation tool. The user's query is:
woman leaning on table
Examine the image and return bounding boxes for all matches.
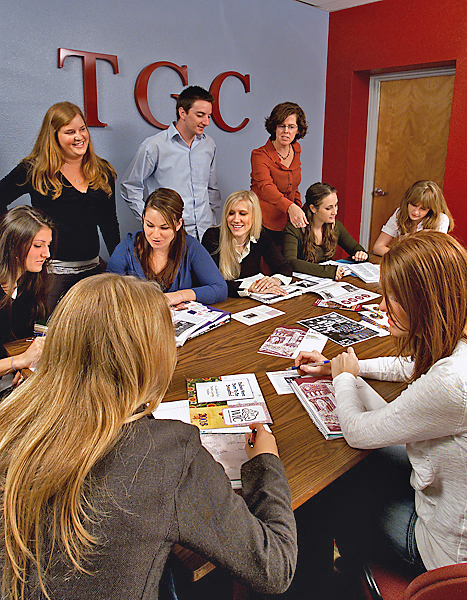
[0,101,120,312]
[250,102,309,247]
[373,179,454,256]
[283,182,368,280]
[202,190,293,298]
[0,274,297,600]
[0,206,53,381]
[296,231,467,572]
[107,188,227,305]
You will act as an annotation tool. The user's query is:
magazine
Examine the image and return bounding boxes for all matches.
[292,273,381,308]
[287,375,387,440]
[187,373,272,433]
[258,326,327,359]
[298,311,387,346]
[171,301,230,347]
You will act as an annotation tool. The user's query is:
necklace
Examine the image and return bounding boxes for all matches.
[274,143,291,161]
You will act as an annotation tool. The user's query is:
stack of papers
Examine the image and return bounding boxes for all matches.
[172,301,230,347]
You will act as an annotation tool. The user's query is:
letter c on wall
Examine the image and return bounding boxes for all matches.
[135,62,188,129]
[209,72,250,132]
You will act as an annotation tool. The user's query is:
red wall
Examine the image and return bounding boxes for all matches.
[323,0,467,246]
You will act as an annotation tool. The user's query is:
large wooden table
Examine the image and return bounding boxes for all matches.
[164,274,406,510]
[4,272,406,583]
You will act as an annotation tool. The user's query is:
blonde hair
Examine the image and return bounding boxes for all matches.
[219,191,262,280]
[381,230,467,381]
[396,180,454,235]
[0,274,176,599]
[23,101,116,199]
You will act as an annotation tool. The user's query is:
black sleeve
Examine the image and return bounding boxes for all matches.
[258,229,293,277]
[201,227,221,267]
[96,174,120,255]
[0,162,32,214]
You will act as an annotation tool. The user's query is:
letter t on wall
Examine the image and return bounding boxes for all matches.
[58,48,119,127]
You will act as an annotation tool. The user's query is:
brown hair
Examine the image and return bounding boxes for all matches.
[0,205,54,322]
[396,180,454,235]
[134,188,186,289]
[265,102,308,141]
[23,101,116,199]
[302,182,338,261]
[176,85,214,121]
[381,230,467,381]
[0,274,176,599]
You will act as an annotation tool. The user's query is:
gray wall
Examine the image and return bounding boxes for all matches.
[0,0,328,259]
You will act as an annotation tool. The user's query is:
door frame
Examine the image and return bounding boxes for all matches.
[359,67,456,249]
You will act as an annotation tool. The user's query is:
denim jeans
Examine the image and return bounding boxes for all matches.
[335,445,426,574]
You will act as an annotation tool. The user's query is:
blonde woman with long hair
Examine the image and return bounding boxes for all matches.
[296,231,467,573]
[0,102,120,311]
[0,274,296,599]
[202,190,292,297]
[373,180,454,256]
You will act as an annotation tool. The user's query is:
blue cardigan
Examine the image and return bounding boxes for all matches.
[107,232,227,304]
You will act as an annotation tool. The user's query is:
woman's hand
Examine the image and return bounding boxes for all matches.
[248,276,286,295]
[331,347,359,378]
[13,337,45,371]
[244,423,279,459]
[287,204,308,229]
[165,289,196,307]
[334,266,346,280]
[352,251,368,262]
[294,350,331,376]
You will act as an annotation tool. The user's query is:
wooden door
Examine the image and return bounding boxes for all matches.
[369,75,454,250]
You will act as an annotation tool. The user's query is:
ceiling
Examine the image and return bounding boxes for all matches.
[299,0,382,11]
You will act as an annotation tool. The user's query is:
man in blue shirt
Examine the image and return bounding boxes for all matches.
[121,86,222,239]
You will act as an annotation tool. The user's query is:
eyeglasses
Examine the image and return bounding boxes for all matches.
[277,124,298,131]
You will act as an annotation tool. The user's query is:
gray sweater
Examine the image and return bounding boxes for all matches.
[22,418,297,599]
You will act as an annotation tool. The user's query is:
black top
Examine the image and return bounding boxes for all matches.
[202,227,292,297]
[0,286,36,359]
[0,161,120,261]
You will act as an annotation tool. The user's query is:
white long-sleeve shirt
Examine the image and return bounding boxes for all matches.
[333,341,467,570]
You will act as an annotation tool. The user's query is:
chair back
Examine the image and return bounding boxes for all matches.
[404,562,467,600]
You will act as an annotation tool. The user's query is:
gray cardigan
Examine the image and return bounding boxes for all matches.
[22,418,297,599]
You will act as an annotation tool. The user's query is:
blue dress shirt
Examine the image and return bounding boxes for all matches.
[120,123,222,240]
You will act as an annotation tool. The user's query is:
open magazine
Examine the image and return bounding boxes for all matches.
[171,301,230,347]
